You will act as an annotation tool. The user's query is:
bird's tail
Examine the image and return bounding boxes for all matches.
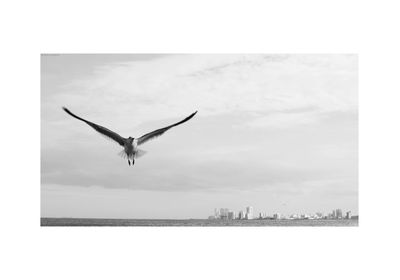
[118,149,147,159]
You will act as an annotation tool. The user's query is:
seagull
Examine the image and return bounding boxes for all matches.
[62,107,197,166]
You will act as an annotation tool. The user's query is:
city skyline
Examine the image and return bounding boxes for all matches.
[209,206,357,220]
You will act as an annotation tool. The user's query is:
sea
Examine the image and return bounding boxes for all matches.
[41,218,358,227]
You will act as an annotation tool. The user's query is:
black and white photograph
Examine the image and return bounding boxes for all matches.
[3,1,400,279]
[41,54,358,226]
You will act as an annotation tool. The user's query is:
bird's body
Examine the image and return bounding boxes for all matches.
[123,138,139,164]
[62,107,197,166]
[125,138,137,158]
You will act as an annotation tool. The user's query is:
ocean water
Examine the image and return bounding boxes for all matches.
[41,218,358,227]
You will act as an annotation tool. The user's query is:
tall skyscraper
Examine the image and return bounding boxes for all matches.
[214,208,220,219]
[335,209,343,219]
[228,211,235,220]
[346,211,352,219]
[246,206,254,220]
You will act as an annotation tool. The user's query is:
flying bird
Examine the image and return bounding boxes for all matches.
[62,107,197,166]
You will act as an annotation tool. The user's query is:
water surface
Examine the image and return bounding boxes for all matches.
[41,218,358,227]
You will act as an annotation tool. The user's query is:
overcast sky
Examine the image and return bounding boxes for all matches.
[41,54,358,219]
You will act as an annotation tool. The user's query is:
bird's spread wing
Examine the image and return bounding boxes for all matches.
[62,107,126,146]
[137,111,197,146]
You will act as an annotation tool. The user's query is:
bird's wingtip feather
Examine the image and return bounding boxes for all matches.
[62,107,73,115]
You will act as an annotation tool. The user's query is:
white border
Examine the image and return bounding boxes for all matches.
[1,1,399,279]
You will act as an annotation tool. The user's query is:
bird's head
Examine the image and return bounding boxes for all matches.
[128,137,134,143]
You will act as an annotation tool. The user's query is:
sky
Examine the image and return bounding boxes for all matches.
[41,54,358,219]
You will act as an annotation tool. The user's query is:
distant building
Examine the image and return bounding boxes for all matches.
[246,206,254,220]
[238,210,245,220]
[220,208,229,219]
[346,211,352,219]
[273,213,281,220]
[335,209,343,219]
[214,208,220,219]
[259,212,268,219]
[228,211,236,220]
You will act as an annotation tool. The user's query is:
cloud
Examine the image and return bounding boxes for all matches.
[42,54,357,129]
